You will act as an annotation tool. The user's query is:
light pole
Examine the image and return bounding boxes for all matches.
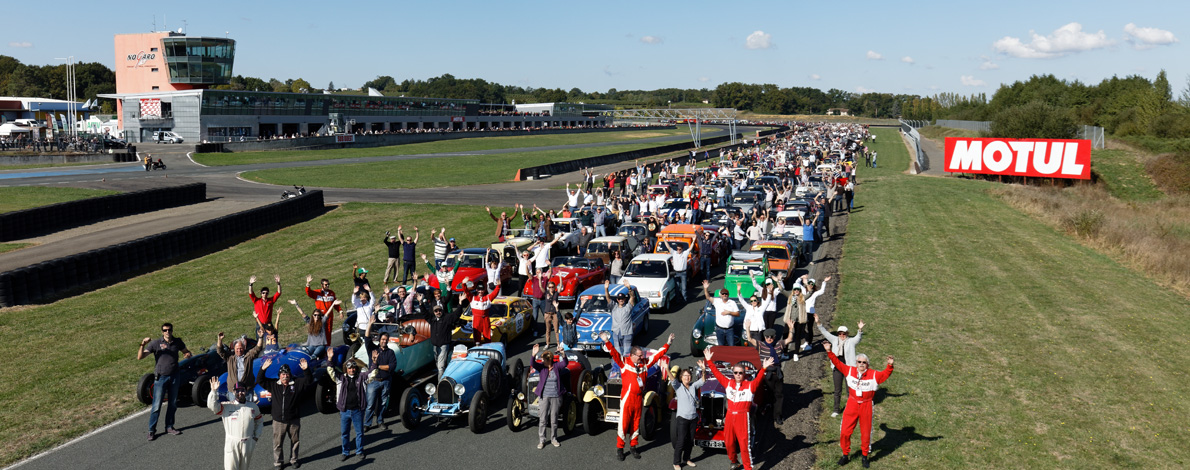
[55,56,76,139]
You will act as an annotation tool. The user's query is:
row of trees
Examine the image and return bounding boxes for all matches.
[0,55,116,113]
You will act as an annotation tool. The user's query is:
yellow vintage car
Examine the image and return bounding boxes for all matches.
[451,296,537,343]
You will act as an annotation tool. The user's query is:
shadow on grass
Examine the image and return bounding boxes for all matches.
[872,388,907,405]
[870,424,943,462]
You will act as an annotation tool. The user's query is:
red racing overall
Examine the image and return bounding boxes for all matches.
[709,363,766,470]
[827,351,893,458]
[606,341,670,449]
[468,288,500,343]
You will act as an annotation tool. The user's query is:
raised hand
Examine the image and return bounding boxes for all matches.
[667,332,675,344]
[813,313,820,324]
[703,348,713,361]
[371,349,379,362]
[696,358,706,369]
[209,376,220,390]
[274,274,281,283]
[306,274,313,284]
[857,320,865,330]
[762,357,775,369]
[141,337,152,346]
[249,275,257,284]
[288,299,297,305]
[326,349,334,361]
[217,332,225,341]
[886,356,894,367]
[824,275,832,282]
[333,299,343,306]
[821,340,832,352]
[262,358,272,370]
[532,343,540,357]
[702,279,710,288]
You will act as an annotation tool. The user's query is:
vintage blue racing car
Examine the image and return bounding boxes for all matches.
[400,342,521,434]
[571,284,651,352]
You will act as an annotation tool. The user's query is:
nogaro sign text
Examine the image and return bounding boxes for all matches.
[944,137,1091,180]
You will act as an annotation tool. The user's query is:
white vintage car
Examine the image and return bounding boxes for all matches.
[620,253,677,312]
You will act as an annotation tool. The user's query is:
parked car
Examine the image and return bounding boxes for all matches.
[691,346,774,449]
[492,228,537,252]
[136,340,236,406]
[441,248,513,295]
[586,235,637,264]
[151,130,184,143]
[582,346,673,439]
[660,198,692,222]
[723,251,768,298]
[521,256,607,302]
[620,253,678,312]
[319,313,436,414]
[550,218,585,253]
[749,240,798,283]
[571,284,651,352]
[400,343,520,433]
[451,296,536,343]
[506,348,596,434]
[616,223,648,250]
[689,301,748,355]
[730,191,765,216]
[214,346,320,408]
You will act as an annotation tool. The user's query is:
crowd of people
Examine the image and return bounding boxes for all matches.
[136,122,897,470]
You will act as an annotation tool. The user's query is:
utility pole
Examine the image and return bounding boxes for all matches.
[55,56,76,138]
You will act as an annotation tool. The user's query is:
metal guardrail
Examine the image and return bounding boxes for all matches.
[898,120,928,173]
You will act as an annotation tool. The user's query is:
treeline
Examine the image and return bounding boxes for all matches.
[0,55,116,113]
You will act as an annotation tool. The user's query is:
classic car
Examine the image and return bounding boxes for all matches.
[571,284,651,352]
[317,312,437,414]
[550,218,585,253]
[441,248,513,295]
[659,198,692,223]
[691,346,774,449]
[506,348,596,434]
[795,180,827,198]
[647,184,670,198]
[522,256,608,302]
[451,296,536,343]
[750,240,798,282]
[583,346,672,440]
[492,228,537,252]
[214,345,326,409]
[690,301,748,355]
[616,223,648,249]
[400,343,520,434]
[723,251,768,298]
[772,210,808,240]
[730,191,765,216]
[709,206,742,227]
[137,339,239,406]
[620,253,678,311]
[585,235,637,264]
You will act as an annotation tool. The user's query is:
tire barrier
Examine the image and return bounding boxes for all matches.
[0,190,325,308]
[0,183,208,242]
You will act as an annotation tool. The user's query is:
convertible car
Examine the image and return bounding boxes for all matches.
[691,346,774,449]
[136,339,239,406]
[521,256,608,302]
[317,313,437,414]
[506,348,596,434]
[400,343,520,433]
[571,284,650,352]
[582,346,672,440]
[441,248,513,295]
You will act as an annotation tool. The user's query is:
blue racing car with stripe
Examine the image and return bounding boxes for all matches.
[572,284,651,352]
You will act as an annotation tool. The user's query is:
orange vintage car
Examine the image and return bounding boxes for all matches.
[653,224,705,280]
[749,240,798,285]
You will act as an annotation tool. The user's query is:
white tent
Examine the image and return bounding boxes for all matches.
[0,123,33,136]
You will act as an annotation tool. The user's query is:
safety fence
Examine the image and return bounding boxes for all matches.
[0,190,325,307]
[898,120,928,173]
[0,183,207,242]
[931,119,1105,149]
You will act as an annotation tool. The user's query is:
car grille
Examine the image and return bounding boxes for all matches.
[526,376,540,401]
[605,381,622,410]
[437,378,457,405]
[700,395,725,428]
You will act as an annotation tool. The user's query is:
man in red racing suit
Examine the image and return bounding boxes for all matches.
[704,347,776,470]
[825,340,894,468]
[604,331,674,460]
[462,277,500,345]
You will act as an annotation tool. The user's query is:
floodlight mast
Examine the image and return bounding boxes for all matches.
[603,108,739,147]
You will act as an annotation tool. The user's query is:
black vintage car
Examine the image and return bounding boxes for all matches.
[136,339,248,406]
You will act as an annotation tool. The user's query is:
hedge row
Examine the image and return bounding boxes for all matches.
[0,183,207,242]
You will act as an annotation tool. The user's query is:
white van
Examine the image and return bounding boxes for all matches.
[152,131,184,144]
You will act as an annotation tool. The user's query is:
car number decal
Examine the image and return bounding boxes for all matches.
[515,313,524,332]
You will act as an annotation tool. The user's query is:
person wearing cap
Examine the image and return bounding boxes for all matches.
[604,279,637,355]
[428,301,466,381]
[351,263,372,291]
[757,329,787,425]
[207,374,263,470]
[249,275,282,339]
[257,357,311,469]
[383,230,402,284]
[823,341,893,468]
[703,279,741,348]
[816,314,864,418]
[327,350,370,461]
[461,276,500,345]
[139,322,192,441]
[216,331,264,401]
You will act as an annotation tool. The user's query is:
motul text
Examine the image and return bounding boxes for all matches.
[944,137,1092,180]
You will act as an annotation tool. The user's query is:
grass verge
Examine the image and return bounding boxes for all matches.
[0,243,31,254]
[822,127,1190,468]
[0,187,120,214]
[193,128,704,166]
[916,125,982,140]
[0,201,509,466]
[1089,149,1164,201]
[240,142,666,189]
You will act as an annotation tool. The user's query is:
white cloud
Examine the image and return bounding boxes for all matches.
[866,50,883,60]
[808,74,821,80]
[745,31,773,49]
[856,86,875,93]
[930,85,940,90]
[640,35,663,45]
[8,41,32,48]
[979,60,999,70]
[901,56,915,64]
[992,22,1113,59]
[1123,23,1178,49]
[698,77,709,82]
[960,75,987,87]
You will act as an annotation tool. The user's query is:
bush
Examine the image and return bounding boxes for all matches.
[988,101,1078,139]
[1147,153,1190,195]
[1149,112,1190,139]
[1062,209,1105,237]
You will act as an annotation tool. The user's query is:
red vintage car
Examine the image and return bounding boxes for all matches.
[686,346,775,450]
[522,256,607,302]
[442,248,514,294]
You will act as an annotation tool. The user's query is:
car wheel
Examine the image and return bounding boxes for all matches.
[509,359,525,393]
[576,370,593,395]
[642,312,651,335]
[639,401,659,441]
[468,390,489,434]
[583,400,604,436]
[481,359,503,399]
[400,386,423,430]
[314,381,336,414]
[191,374,211,405]
[136,373,154,405]
[506,394,526,432]
[561,394,579,435]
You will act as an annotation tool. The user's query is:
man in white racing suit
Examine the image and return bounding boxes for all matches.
[207,378,264,470]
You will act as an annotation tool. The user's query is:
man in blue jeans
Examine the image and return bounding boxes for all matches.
[138,322,192,441]
[365,332,396,430]
[329,353,369,461]
[702,280,740,347]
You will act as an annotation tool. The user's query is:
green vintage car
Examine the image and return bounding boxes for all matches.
[723,251,769,298]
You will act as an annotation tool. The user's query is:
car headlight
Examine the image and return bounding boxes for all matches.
[425,383,437,395]
[592,385,605,397]
[645,291,660,298]
[454,383,466,396]
[692,328,702,339]
[517,392,525,401]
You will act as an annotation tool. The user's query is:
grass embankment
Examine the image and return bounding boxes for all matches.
[822,127,1190,468]
[916,125,982,140]
[0,202,507,466]
[1089,149,1164,201]
[241,142,669,189]
[193,128,704,166]
[0,187,120,214]
[0,243,30,254]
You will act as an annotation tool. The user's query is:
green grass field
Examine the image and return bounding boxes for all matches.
[1091,149,1165,201]
[0,187,120,214]
[820,128,1190,468]
[0,202,510,466]
[193,128,705,166]
[240,142,667,189]
[0,243,30,254]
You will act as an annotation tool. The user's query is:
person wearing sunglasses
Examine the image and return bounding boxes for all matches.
[702,347,775,470]
[823,341,894,469]
[138,322,192,441]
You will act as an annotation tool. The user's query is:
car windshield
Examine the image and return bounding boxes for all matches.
[503,229,533,238]
[733,195,757,204]
[587,242,614,253]
[488,304,508,318]
[552,257,587,268]
[662,200,689,210]
[728,264,764,276]
[618,226,645,238]
[625,260,668,278]
[755,247,789,260]
[656,240,690,253]
[778,216,804,226]
[445,253,483,268]
[578,295,611,313]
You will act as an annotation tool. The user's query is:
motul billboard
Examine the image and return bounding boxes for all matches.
[944,137,1092,179]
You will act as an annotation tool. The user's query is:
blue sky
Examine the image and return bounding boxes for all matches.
[5,0,1186,97]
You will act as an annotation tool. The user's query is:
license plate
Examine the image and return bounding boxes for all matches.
[606,415,620,423]
[432,404,452,412]
[696,439,724,448]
